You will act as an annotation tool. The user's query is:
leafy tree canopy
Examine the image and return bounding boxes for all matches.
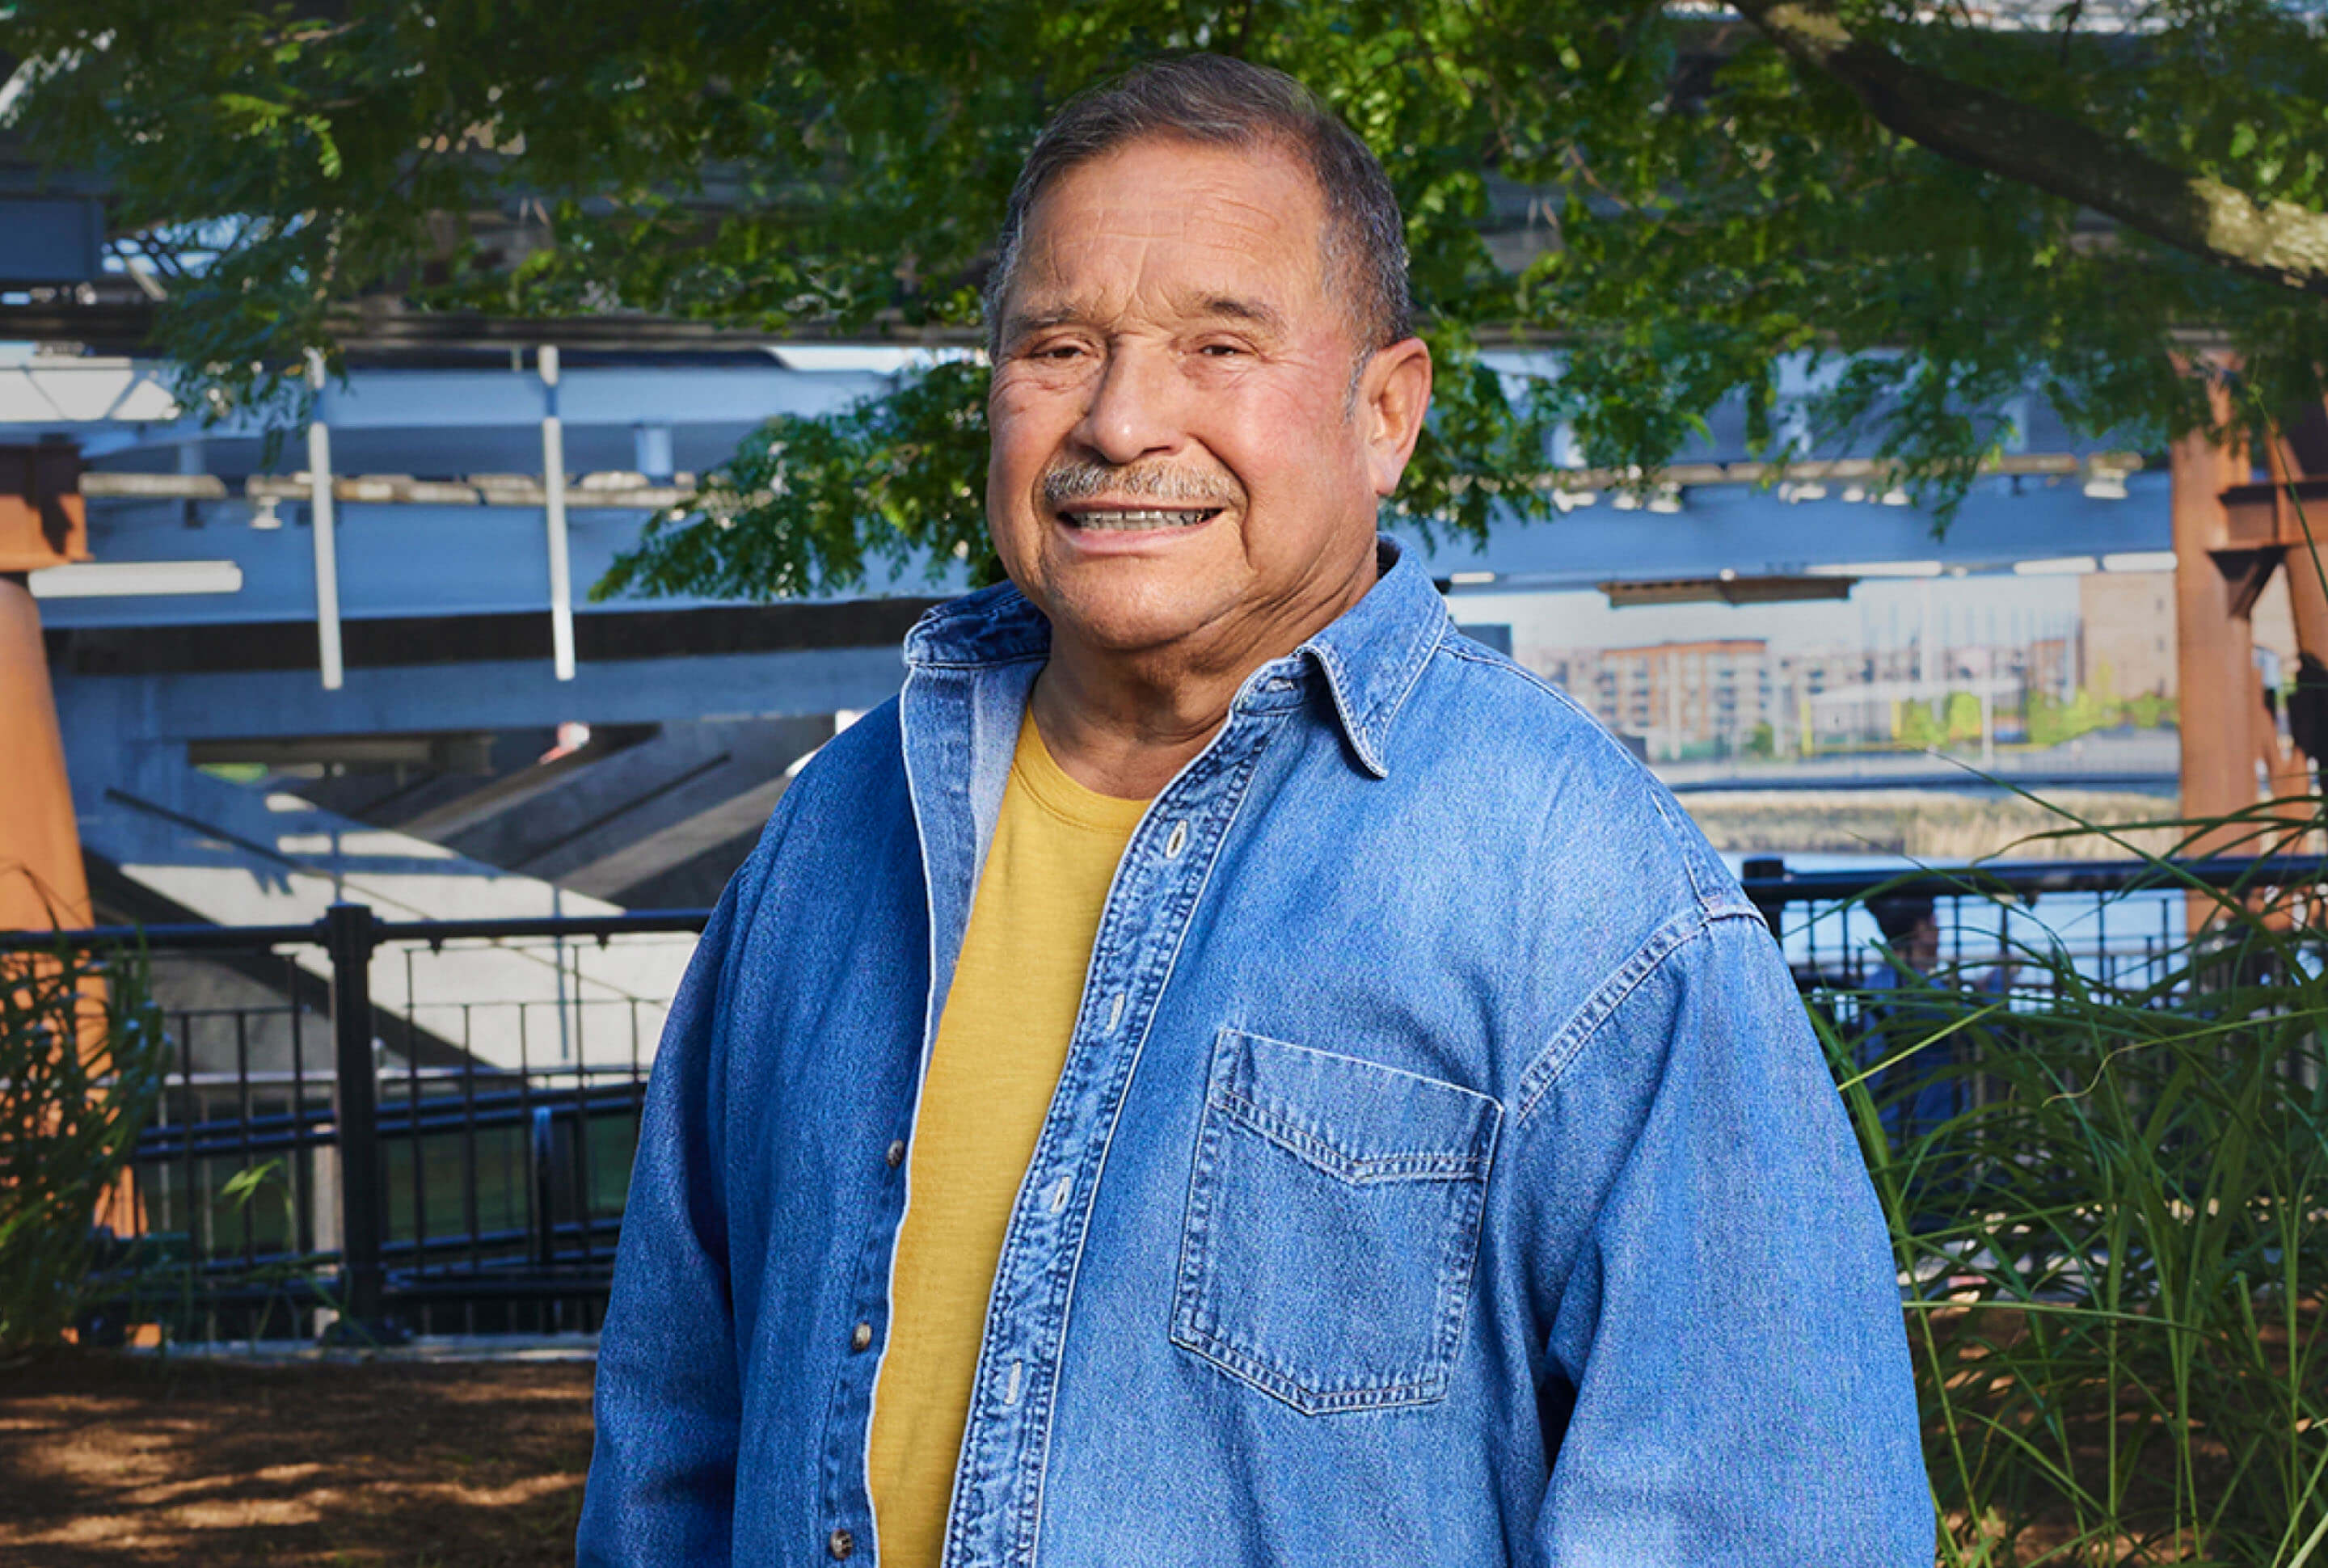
[6,0,2326,601]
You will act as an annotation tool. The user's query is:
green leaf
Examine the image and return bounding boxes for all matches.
[3,0,2322,597]
[219,1159,284,1207]
[302,115,343,179]
[215,91,289,126]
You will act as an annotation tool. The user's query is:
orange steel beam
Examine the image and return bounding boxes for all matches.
[0,443,89,572]
[0,442,91,933]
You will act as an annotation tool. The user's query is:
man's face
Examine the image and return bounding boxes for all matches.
[985,135,1423,665]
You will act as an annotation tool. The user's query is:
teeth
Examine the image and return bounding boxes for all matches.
[1067,508,1218,530]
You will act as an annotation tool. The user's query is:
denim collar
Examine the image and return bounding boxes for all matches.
[901,537,1448,779]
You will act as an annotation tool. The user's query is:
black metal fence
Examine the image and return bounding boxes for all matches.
[9,851,2324,1346]
[1759,854,2170,986]
[1744,852,2328,997]
[8,903,706,1344]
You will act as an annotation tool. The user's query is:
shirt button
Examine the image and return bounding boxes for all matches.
[885,1139,905,1169]
[850,1321,874,1352]
[828,1527,855,1560]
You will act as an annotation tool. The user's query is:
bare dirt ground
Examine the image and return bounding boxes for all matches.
[0,1351,595,1566]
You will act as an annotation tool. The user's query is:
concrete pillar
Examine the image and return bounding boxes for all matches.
[305,352,345,690]
[541,346,576,683]
[633,422,674,482]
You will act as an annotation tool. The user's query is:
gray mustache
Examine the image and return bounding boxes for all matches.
[1040,462,1242,510]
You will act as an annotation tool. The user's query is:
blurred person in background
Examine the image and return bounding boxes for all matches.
[1858,894,1988,1241]
[1861,895,1967,1151]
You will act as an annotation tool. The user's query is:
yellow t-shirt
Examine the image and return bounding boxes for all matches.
[867,710,1148,1568]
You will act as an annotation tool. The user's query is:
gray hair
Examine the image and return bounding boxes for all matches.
[983,55,1414,360]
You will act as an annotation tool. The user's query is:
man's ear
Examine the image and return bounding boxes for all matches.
[1359,338,1434,498]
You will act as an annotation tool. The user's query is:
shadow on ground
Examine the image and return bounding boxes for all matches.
[0,1351,594,1566]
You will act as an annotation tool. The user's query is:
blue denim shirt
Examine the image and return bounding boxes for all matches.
[579,545,1933,1566]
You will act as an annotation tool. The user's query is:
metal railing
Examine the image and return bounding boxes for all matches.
[9,852,2324,1344]
[6,902,706,1343]
[1739,853,2328,996]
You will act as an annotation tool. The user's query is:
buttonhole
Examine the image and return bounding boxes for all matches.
[1004,1359,1023,1406]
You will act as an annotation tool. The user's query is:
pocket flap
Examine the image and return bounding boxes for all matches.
[1208,1029,1501,1186]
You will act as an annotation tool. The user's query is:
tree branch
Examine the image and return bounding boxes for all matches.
[1733,0,2328,298]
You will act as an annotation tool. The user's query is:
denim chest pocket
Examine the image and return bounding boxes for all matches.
[1170,1028,1503,1415]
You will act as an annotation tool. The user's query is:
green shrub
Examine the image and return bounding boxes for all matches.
[1945,691,1987,744]
[1902,700,1947,750]
[2025,687,2133,749]
[0,940,168,1360]
[1817,805,2328,1563]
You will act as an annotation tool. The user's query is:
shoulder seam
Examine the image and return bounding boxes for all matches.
[1441,643,1748,913]
[1439,641,1644,766]
[1512,906,1767,1127]
[1647,786,1715,908]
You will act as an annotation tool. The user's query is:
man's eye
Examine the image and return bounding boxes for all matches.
[1197,343,1246,357]
[1031,343,1086,361]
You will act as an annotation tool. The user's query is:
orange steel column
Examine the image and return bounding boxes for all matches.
[2271,428,2328,837]
[2275,426,2328,677]
[0,443,92,933]
[2170,413,2262,860]
[2254,643,2312,864]
[2284,542,2328,660]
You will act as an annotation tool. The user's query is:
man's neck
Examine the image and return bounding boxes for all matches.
[1027,653,1242,801]
[1029,567,1380,801]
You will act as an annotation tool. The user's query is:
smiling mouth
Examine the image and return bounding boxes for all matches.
[1058,507,1223,531]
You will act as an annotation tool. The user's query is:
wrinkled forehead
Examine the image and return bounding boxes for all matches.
[1002,136,1337,333]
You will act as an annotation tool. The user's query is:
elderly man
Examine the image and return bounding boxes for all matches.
[580,54,1929,1567]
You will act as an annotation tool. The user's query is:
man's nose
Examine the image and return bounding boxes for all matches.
[1069,344,1187,467]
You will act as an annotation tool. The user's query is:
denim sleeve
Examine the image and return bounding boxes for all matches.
[1524,911,1934,1566]
[576,852,761,1566]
